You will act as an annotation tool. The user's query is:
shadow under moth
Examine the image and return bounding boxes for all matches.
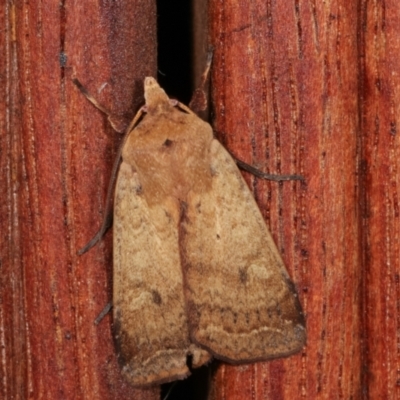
[76,76,306,387]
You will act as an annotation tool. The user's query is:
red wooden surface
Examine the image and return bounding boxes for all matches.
[1,1,158,399]
[361,0,400,398]
[208,0,400,399]
[2,0,400,399]
[209,0,361,398]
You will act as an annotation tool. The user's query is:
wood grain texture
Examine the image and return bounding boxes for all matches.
[3,0,400,397]
[360,1,400,398]
[0,1,159,399]
[209,0,361,399]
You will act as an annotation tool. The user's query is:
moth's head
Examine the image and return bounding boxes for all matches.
[144,77,171,111]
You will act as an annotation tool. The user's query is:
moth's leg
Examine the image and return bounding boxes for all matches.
[235,156,304,182]
[77,212,113,255]
[94,302,113,325]
[74,78,147,254]
[72,78,128,133]
[189,49,213,114]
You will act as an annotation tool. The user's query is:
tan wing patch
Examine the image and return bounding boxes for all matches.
[113,162,210,386]
[180,140,306,362]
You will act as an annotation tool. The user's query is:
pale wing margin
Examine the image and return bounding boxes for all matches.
[180,139,306,363]
[113,161,210,386]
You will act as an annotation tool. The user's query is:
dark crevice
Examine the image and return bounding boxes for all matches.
[157,1,193,104]
[59,1,67,77]
[156,2,211,399]
[161,365,210,400]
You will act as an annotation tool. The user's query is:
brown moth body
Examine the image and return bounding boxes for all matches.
[82,77,306,386]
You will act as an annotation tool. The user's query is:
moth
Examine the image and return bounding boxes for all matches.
[76,76,306,387]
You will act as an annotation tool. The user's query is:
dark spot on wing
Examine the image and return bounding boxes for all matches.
[151,289,162,305]
[239,267,248,284]
[163,138,173,147]
[135,184,143,195]
[164,209,172,220]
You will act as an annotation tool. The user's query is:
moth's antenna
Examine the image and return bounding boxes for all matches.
[73,78,147,254]
[162,382,177,400]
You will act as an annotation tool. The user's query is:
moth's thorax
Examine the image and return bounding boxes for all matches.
[122,102,214,208]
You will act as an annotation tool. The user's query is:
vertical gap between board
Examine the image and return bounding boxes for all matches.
[156,4,211,400]
[156,0,193,104]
